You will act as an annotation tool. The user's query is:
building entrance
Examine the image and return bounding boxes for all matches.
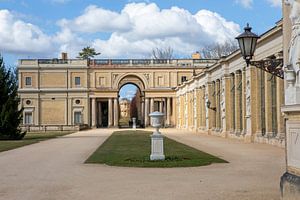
[97,101,108,128]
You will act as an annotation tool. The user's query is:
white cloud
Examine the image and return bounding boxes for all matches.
[0,9,54,55]
[236,0,253,8]
[58,5,131,33]
[267,0,282,7]
[72,3,240,58]
[0,3,241,59]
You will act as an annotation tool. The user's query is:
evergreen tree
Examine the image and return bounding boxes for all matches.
[77,46,100,59]
[0,55,26,140]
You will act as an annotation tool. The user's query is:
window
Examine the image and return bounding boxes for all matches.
[158,76,163,86]
[26,100,31,105]
[75,99,81,105]
[74,112,82,124]
[25,77,32,86]
[181,76,187,83]
[99,77,105,86]
[75,77,81,86]
[24,112,32,125]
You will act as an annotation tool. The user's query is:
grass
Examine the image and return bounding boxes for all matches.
[0,131,73,153]
[86,130,228,168]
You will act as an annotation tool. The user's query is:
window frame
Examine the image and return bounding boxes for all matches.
[25,76,32,86]
[24,112,33,125]
[75,77,81,86]
[74,111,82,124]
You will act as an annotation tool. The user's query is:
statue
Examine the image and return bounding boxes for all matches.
[285,0,300,85]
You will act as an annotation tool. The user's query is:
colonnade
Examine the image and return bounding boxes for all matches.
[177,66,285,145]
[144,97,172,127]
[91,97,119,128]
[91,97,173,127]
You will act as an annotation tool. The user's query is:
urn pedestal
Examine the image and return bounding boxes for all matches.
[149,111,165,161]
[132,118,136,130]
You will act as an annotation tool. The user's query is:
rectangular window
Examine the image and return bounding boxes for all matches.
[75,77,81,86]
[181,76,187,83]
[24,112,32,124]
[99,77,105,86]
[158,76,163,86]
[25,77,32,86]
[74,112,82,124]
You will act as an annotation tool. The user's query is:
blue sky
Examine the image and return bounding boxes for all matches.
[0,0,282,67]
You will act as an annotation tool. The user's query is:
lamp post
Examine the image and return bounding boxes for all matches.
[236,23,284,79]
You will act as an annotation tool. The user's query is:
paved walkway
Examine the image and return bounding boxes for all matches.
[0,128,285,200]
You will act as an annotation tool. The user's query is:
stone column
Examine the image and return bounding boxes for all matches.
[215,81,220,131]
[150,98,154,113]
[254,69,264,138]
[234,71,242,134]
[185,93,188,129]
[91,98,96,127]
[222,75,232,136]
[264,73,273,137]
[201,87,206,129]
[166,97,171,126]
[113,98,119,127]
[159,101,163,113]
[141,100,145,126]
[276,77,285,139]
[180,95,184,128]
[144,98,149,126]
[206,82,215,134]
[108,98,113,127]
[244,65,259,142]
[242,68,246,135]
[199,87,203,129]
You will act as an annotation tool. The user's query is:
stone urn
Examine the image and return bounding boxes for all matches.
[149,112,164,134]
[149,111,165,160]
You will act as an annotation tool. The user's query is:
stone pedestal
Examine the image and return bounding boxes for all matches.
[132,117,136,130]
[149,111,165,161]
[281,105,300,199]
[150,134,165,160]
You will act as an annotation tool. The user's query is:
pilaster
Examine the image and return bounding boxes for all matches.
[108,98,113,127]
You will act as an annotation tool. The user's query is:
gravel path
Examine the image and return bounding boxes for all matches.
[0,128,285,200]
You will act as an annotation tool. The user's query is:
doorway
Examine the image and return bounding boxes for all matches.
[98,101,108,127]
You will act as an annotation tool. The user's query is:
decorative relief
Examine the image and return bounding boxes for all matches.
[112,74,119,82]
[220,79,226,118]
[205,89,209,118]
[285,0,300,85]
[144,73,150,82]
[246,79,251,116]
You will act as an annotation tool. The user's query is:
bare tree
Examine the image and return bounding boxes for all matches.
[151,46,174,59]
[200,41,238,59]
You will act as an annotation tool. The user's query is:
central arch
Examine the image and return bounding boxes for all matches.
[117,75,146,128]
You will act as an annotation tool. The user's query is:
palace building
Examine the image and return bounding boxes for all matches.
[176,20,284,147]
[18,20,284,146]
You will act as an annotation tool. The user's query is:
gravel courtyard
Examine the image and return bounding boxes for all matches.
[0,128,285,200]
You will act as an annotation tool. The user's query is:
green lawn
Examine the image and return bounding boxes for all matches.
[0,131,73,153]
[86,130,227,168]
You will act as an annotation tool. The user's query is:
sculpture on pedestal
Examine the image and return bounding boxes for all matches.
[149,111,165,161]
[285,0,300,85]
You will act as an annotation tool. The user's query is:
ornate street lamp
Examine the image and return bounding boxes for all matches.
[236,23,284,79]
[236,23,260,66]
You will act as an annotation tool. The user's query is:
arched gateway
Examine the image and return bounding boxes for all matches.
[18,58,216,130]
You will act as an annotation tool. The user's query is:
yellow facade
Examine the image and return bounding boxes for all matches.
[176,21,285,147]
